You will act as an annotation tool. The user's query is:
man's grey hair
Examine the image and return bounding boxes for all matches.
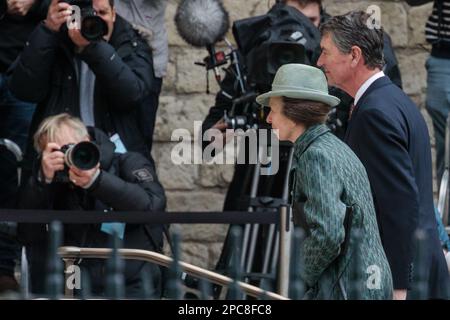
[319,10,385,70]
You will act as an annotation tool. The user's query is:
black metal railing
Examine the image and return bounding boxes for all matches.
[0,208,433,300]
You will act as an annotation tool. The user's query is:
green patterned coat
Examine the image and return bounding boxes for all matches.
[290,124,393,300]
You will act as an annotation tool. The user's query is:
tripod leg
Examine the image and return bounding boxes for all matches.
[240,224,252,270]
[260,144,295,293]
[277,146,295,296]
[262,224,276,274]
[271,230,280,279]
[257,224,277,292]
[245,224,259,274]
[241,153,262,270]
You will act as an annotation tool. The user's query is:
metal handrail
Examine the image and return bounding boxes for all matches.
[58,246,289,300]
[0,138,22,185]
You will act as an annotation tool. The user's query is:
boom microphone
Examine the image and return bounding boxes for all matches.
[175,0,230,47]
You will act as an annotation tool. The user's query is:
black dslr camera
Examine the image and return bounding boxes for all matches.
[53,141,100,183]
[63,0,108,41]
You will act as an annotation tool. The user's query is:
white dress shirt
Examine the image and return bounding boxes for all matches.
[354,71,385,106]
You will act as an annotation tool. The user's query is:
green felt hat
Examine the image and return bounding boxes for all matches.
[256,63,340,107]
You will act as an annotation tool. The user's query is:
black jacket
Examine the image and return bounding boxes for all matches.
[0,0,49,72]
[8,15,156,165]
[19,128,166,296]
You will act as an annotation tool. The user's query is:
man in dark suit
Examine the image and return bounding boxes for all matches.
[317,10,449,299]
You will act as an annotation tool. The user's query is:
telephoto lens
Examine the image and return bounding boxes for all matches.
[80,6,108,41]
[64,141,100,170]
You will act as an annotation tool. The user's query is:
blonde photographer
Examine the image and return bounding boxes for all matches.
[19,113,166,297]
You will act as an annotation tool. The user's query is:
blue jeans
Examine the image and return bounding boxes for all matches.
[0,73,35,276]
[425,56,450,183]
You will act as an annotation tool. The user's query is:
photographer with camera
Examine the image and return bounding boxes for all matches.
[201,1,321,210]
[7,0,157,178]
[186,0,321,295]
[18,113,166,297]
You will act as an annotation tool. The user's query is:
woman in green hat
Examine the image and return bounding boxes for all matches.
[257,63,393,300]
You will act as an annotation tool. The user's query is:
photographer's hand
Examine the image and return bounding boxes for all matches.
[44,0,72,33]
[68,28,90,52]
[212,118,228,132]
[69,164,100,188]
[41,142,65,182]
[211,118,234,147]
[7,0,35,16]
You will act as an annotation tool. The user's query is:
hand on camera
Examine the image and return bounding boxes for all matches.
[41,142,65,182]
[6,0,35,16]
[68,28,90,52]
[211,118,234,147]
[69,164,100,188]
[212,118,228,132]
[44,0,72,32]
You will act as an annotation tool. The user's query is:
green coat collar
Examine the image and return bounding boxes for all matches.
[293,124,330,160]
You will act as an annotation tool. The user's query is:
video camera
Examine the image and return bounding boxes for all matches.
[53,141,100,183]
[175,1,320,131]
[63,0,108,41]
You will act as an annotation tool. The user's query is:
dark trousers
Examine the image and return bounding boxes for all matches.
[425,56,450,185]
[427,107,447,184]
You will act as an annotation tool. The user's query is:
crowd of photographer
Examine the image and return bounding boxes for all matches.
[0,0,167,297]
[8,0,156,160]
[0,0,449,300]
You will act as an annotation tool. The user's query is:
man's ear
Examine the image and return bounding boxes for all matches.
[112,7,116,22]
[350,46,362,68]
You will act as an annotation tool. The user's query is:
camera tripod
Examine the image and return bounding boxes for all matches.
[213,140,294,298]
